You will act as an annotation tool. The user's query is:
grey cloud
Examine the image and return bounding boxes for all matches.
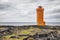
[45,14,60,19]
[49,15,60,19]
[0,4,10,10]
[53,2,60,6]
[16,0,37,3]
[47,8,60,14]
[52,9,60,13]
[48,0,55,1]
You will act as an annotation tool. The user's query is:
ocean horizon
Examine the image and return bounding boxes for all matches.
[0,22,60,26]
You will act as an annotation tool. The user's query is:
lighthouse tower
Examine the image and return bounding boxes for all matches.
[36,6,45,26]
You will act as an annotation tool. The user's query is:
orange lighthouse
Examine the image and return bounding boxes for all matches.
[36,6,45,26]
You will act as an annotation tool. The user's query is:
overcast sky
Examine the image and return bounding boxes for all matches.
[0,0,60,26]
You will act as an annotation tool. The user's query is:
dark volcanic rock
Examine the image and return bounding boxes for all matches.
[0,27,15,37]
[10,36,17,38]
[23,38,28,40]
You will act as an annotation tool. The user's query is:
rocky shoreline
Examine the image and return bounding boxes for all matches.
[0,25,60,40]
